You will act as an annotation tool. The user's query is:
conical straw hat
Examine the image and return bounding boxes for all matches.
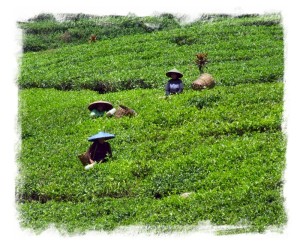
[88,101,113,111]
[166,68,183,78]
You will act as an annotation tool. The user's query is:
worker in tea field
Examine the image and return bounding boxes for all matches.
[83,132,114,170]
[165,68,184,96]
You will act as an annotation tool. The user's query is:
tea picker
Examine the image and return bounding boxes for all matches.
[165,68,184,96]
[88,100,114,118]
[78,131,115,170]
[88,100,136,118]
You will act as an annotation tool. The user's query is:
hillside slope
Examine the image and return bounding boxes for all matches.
[18,84,286,234]
[18,13,283,92]
[17,13,286,234]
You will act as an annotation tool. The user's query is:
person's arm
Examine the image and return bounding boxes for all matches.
[87,143,95,163]
[98,143,112,163]
[106,143,112,158]
[165,82,170,95]
[178,81,184,93]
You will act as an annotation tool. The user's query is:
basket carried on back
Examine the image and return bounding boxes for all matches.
[115,105,136,118]
[78,152,90,166]
[192,73,215,90]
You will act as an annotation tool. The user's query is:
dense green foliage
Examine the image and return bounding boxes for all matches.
[18,13,283,92]
[17,13,286,234]
[19,13,182,52]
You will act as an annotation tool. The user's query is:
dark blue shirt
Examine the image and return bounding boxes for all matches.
[88,141,112,162]
[165,79,184,95]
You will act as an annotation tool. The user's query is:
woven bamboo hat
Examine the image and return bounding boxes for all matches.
[166,68,183,78]
[88,101,113,111]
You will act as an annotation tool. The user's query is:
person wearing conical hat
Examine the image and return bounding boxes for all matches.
[84,132,114,169]
[165,68,184,96]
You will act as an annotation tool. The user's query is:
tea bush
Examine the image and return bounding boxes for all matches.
[18,14,283,91]
[16,13,286,235]
[19,13,182,52]
[17,81,286,233]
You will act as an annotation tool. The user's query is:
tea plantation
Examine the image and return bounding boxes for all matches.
[17,13,286,234]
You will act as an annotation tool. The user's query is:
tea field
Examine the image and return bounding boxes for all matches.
[17,13,286,234]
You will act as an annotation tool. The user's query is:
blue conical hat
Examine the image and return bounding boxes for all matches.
[88,131,115,142]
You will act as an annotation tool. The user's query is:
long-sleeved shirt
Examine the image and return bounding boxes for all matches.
[165,79,184,95]
[87,140,112,162]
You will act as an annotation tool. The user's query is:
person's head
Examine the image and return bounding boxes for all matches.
[97,138,106,144]
[166,68,183,79]
[170,73,179,80]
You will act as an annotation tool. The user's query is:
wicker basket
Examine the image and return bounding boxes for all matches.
[192,73,215,90]
[78,152,90,166]
[115,105,136,118]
